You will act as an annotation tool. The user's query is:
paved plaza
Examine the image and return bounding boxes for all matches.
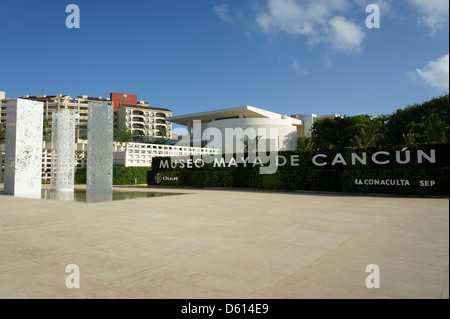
[0,184,448,299]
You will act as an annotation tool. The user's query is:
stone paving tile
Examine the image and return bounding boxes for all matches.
[0,185,448,299]
[34,243,190,286]
[254,224,353,250]
[203,238,327,276]
[279,251,448,299]
[105,255,285,299]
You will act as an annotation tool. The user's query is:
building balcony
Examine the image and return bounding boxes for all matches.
[132,129,145,135]
[155,112,166,118]
[132,111,145,116]
[132,117,145,122]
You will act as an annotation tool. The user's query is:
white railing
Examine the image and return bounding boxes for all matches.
[1,142,219,182]
[114,142,219,167]
[1,143,86,182]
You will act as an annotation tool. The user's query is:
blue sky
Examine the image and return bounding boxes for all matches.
[0,0,448,118]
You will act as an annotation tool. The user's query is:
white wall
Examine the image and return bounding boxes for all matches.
[301,114,317,137]
[205,118,298,152]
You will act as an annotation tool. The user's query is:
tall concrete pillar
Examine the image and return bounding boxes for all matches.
[0,144,5,183]
[86,101,113,194]
[4,99,43,198]
[51,110,75,192]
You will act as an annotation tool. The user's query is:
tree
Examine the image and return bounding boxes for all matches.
[308,95,449,149]
[425,113,448,143]
[297,136,314,152]
[113,128,133,143]
[158,126,168,138]
[43,118,51,142]
[403,129,416,147]
[384,94,449,146]
[0,122,5,143]
[78,133,88,140]
[242,136,261,153]
[348,115,385,148]
[310,115,385,150]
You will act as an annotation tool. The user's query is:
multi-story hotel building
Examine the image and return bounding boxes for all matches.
[0,93,106,139]
[0,92,172,140]
[117,104,172,138]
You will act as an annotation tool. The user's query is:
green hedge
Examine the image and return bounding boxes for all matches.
[74,168,87,184]
[148,144,449,196]
[75,166,151,185]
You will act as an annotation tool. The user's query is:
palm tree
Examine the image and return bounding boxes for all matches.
[158,126,168,138]
[402,129,416,146]
[113,128,133,143]
[242,136,261,153]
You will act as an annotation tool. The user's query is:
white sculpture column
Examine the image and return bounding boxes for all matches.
[50,110,75,194]
[4,99,44,198]
[86,101,113,197]
[0,144,5,183]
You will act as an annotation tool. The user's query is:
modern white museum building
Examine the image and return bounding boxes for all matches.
[169,105,305,151]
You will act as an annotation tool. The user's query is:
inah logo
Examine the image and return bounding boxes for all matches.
[155,173,162,184]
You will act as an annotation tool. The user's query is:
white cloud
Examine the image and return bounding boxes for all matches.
[353,0,392,16]
[329,16,365,54]
[254,0,365,54]
[213,4,233,24]
[408,0,449,32]
[292,60,307,74]
[415,54,449,92]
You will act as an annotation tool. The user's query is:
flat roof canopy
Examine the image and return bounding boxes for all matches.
[169,105,301,126]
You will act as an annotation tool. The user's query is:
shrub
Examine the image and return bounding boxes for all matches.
[74,166,151,185]
[148,144,449,196]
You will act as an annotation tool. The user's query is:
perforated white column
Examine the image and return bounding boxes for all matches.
[51,110,75,192]
[86,101,113,194]
[4,99,43,198]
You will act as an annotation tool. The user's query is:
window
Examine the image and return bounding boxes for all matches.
[145,112,149,116]
[151,112,154,116]
[126,117,131,121]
